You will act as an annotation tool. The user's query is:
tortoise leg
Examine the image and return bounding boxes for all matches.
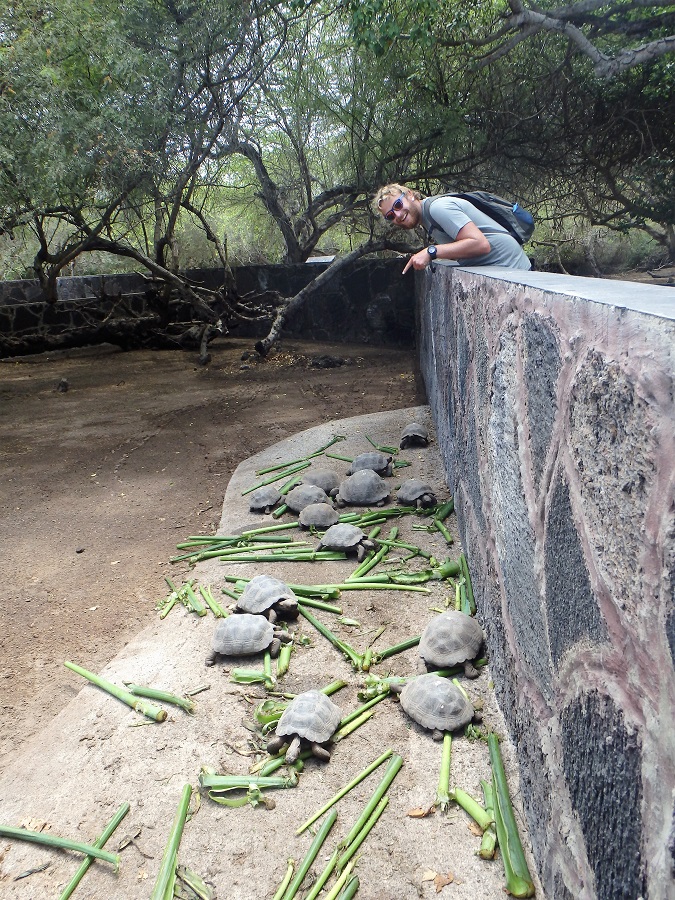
[267,608,278,625]
[267,734,286,755]
[432,729,444,741]
[285,735,302,764]
[463,660,479,679]
[356,544,366,562]
[205,650,220,667]
[310,742,331,762]
[269,637,281,658]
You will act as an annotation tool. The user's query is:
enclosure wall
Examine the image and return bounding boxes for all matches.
[416,265,675,899]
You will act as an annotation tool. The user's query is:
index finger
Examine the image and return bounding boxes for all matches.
[402,256,413,274]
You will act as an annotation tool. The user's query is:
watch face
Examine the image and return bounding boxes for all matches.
[427,245,437,258]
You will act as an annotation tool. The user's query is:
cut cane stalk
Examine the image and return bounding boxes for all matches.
[298,606,363,668]
[242,461,311,496]
[325,858,359,900]
[296,749,393,835]
[150,784,192,900]
[58,803,129,900]
[436,732,452,811]
[488,733,535,897]
[336,875,360,900]
[125,684,195,714]
[65,661,167,722]
[0,824,120,871]
[336,796,388,872]
[280,808,338,900]
[339,755,403,851]
[479,779,497,859]
[272,859,295,900]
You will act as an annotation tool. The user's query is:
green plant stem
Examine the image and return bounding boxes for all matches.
[272,859,295,900]
[325,859,359,900]
[296,597,342,614]
[58,802,130,900]
[298,606,362,668]
[159,593,180,619]
[64,661,167,722]
[336,875,360,900]
[340,755,403,850]
[435,519,454,545]
[332,708,375,742]
[436,732,452,811]
[338,694,386,731]
[337,796,388,872]
[256,749,312,777]
[302,848,340,900]
[450,788,493,831]
[488,734,535,897]
[281,808,338,900]
[276,643,293,677]
[371,635,420,664]
[242,461,310,495]
[0,824,120,869]
[296,749,393,835]
[125,684,195,714]
[459,554,477,615]
[199,585,227,617]
[150,784,192,900]
[479,779,497,860]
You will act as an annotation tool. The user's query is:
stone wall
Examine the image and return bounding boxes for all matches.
[417,265,675,900]
[0,259,415,356]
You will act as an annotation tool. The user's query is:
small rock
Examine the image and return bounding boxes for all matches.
[57,378,69,392]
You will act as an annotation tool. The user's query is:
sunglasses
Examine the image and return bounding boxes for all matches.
[383,193,405,221]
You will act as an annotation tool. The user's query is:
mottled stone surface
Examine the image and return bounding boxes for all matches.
[417,265,675,900]
[561,692,645,900]
[522,313,560,491]
[544,474,607,667]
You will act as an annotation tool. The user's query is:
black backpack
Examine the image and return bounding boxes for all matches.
[427,191,535,245]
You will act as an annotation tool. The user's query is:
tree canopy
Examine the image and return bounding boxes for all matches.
[0,0,673,351]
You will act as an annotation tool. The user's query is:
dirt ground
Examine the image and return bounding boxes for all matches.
[0,338,421,771]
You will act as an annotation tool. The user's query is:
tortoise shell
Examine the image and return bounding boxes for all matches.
[211,614,274,656]
[318,522,367,551]
[347,451,393,477]
[400,423,429,449]
[335,470,389,506]
[302,468,341,494]
[275,690,342,743]
[285,483,331,512]
[298,502,340,528]
[396,478,437,507]
[399,674,474,732]
[236,574,298,615]
[248,485,282,512]
[419,611,484,668]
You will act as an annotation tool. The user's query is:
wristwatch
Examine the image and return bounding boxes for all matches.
[426,245,437,259]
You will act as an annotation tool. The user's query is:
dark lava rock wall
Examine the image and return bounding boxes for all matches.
[418,266,675,900]
[0,260,415,355]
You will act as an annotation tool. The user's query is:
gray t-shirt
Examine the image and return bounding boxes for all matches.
[422,196,531,269]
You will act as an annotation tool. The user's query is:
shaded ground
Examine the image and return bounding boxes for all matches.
[0,338,420,771]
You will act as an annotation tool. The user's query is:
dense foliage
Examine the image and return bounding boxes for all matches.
[0,0,673,303]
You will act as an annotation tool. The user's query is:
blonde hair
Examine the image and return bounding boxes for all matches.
[372,183,423,217]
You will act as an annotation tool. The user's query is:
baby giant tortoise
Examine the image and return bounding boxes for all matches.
[333,470,390,507]
[235,574,298,622]
[419,610,484,678]
[266,689,342,763]
[396,478,437,509]
[285,483,331,513]
[205,614,288,666]
[248,485,282,514]
[298,502,340,529]
[347,451,393,477]
[317,523,375,561]
[301,467,341,494]
[400,423,430,449]
[393,673,476,739]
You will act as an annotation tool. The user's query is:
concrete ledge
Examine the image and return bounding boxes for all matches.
[0,407,539,899]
